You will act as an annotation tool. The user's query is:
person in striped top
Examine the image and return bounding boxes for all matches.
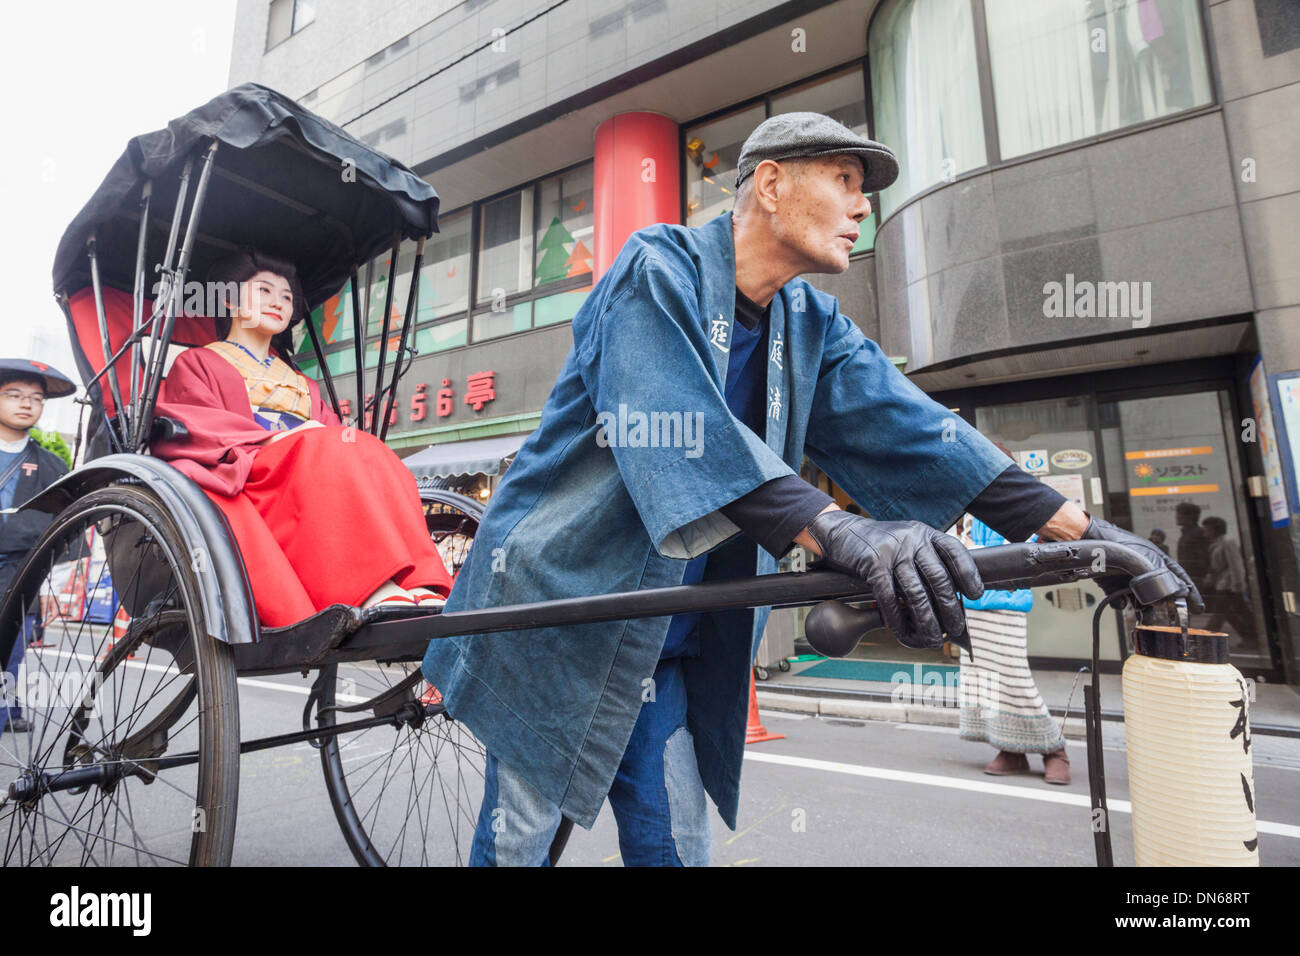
[955,513,1070,785]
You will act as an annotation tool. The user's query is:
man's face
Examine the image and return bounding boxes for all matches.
[0,378,46,433]
[769,154,871,274]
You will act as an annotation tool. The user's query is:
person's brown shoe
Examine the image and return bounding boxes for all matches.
[983,751,1030,775]
[1043,748,1071,785]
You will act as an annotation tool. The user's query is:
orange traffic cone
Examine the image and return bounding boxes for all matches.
[745,671,784,745]
[102,607,135,660]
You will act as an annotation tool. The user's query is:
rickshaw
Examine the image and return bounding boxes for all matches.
[0,84,1189,867]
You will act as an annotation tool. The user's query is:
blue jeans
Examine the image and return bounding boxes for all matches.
[470,656,710,866]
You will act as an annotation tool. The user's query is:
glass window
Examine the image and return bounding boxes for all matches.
[420,209,471,320]
[364,247,415,339]
[533,286,593,328]
[869,0,987,218]
[268,0,292,47]
[472,303,532,341]
[415,318,467,354]
[976,396,1122,661]
[1101,391,1267,661]
[477,189,535,302]
[771,69,869,136]
[985,0,1212,160]
[535,166,594,288]
[293,0,316,31]
[772,69,875,254]
[268,0,314,48]
[296,347,353,380]
[684,105,764,228]
[304,286,356,352]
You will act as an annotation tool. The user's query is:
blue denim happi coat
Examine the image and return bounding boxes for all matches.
[422,211,1011,829]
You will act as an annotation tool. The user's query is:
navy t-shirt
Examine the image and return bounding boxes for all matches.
[659,289,774,659]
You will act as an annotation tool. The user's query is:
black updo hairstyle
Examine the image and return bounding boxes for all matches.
[207,249,309,362]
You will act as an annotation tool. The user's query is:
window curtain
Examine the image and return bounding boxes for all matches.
[985,0,1212,159]
[870,0,987,218]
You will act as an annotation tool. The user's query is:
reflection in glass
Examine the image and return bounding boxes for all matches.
[477,189,535,301]
[365,246,414,339]
[421,209,471,320]
[535,166,594,287]
[869,0,986,218]
[473,303,532,341]
[976,397,1121,661]
[415,319,467,353]
[984,0,1212,159]
[1103,392,1263,658]
[772,69,868,134]
[534,286,592,327]
[684,105,763,227]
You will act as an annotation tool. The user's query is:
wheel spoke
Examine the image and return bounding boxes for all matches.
[2,490,237,868]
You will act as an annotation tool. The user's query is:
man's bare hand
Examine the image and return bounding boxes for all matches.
[1035,500,1090,541]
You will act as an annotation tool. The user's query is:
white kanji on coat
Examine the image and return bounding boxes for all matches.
[769,331,784,370]
[709,315,729,352]
[768,384,782,420]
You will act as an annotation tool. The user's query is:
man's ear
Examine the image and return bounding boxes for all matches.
[754,158,780,213]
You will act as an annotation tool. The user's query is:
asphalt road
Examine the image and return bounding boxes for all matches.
[229,670,1300,867]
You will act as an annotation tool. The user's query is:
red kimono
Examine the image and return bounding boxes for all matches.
[152,346,451,628]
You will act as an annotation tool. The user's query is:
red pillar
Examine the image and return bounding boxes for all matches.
[592,112,681,283]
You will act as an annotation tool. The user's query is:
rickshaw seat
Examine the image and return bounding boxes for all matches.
[65,285,221,421]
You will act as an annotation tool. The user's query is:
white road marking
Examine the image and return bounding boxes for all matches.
[758,710,810,721]
[39,649,366,702]
[742,750,1300,839]
[341,749,393,765]
[895,723,958,735]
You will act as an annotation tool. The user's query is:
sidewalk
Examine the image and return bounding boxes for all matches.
[755,656,1300,738]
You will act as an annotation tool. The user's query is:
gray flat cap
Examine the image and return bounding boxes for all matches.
[735,112,899,193]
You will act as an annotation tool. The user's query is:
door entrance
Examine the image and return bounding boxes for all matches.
[976,396,1121,663]
[1100,391,1269,666]
[970,385,1276,677]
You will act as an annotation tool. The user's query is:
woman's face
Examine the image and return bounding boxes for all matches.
[232,270,294,336]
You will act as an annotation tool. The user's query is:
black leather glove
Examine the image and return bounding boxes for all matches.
[804,511,984,649]
[1081,517,1205,612]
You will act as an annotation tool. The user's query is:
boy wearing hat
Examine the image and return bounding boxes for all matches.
[0,359,76,733]
[422,113,1198,865]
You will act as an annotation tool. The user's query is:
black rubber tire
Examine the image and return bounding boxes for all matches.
[318,489,489,866]
[0,484,240,866]
[317,665,488,867]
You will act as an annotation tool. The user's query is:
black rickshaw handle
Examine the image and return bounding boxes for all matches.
[426,540,1185,657]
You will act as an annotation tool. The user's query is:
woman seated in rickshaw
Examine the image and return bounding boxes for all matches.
[152,249,452,628]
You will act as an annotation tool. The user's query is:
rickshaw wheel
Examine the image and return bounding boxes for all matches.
[316,488,487,866]
[0,484,240,866]
[316,663,487,866]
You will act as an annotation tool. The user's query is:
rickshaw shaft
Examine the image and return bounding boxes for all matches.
[6,703,440,799]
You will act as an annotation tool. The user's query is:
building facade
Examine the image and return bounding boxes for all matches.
[230,0,1300,684]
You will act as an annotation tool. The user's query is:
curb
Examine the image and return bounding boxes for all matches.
[756,682,1300,739]
[757,689,1090,739]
